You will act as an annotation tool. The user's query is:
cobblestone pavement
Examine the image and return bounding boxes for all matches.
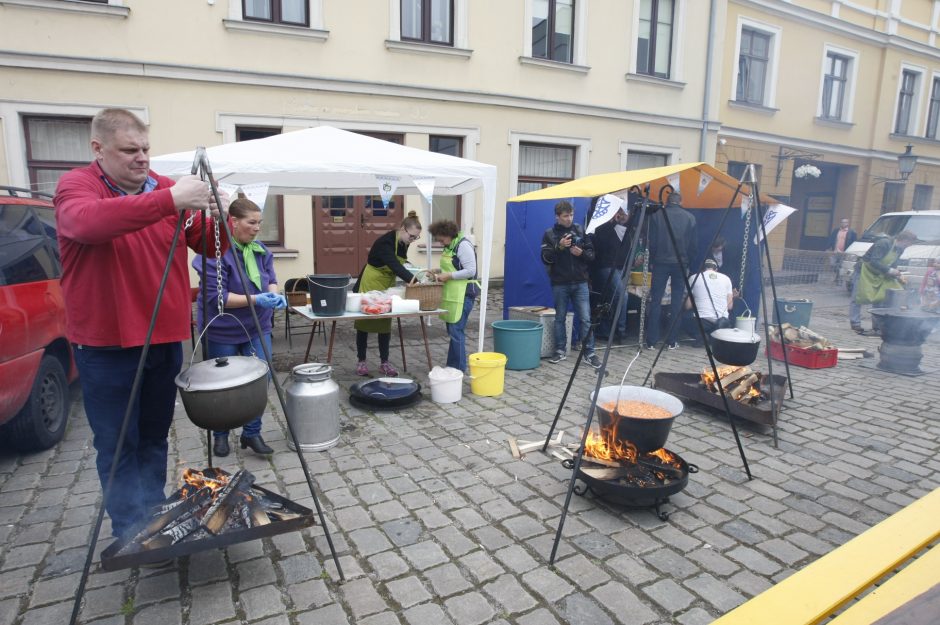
[2,283,939,625]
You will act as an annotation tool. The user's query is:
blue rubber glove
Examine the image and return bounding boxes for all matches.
[254,292,281,309]
[273,294,288,309]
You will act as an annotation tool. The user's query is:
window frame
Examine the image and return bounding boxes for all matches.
[241,0,310,27]
[820,52,848,120]
[530,0,576,64]
[894,66,923,136]
[400,0,454,46]
[516,141,577,195]
[731,18,781,108]
[428,135,463,225]
[636,0,675,79]
[881,182,905,214]
[926,76,940,139]
[23,115,93,194]
[913,184,933,211]
[235,126,286,247]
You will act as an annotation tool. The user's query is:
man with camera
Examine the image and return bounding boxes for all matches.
[541,200,601,369]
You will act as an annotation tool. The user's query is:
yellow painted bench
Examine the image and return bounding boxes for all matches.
[710,487,940,625]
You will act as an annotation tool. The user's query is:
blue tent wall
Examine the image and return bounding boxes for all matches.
[504,200,763,321]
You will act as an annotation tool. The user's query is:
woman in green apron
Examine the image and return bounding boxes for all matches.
[353,213,422,376]
[428,220,479,373]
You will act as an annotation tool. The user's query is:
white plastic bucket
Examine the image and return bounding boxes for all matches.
[735,310,757,336]
[428,366,463,403]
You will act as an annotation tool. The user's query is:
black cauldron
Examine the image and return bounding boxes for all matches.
[349,378,422,410]
[869,308,940,345]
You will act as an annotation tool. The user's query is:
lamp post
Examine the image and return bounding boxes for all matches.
[898,144,917,181]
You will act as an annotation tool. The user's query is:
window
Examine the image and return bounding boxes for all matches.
[881,182,904,214]
[736,27,772,105]
[0,205,60,286]
[926,78,940,139]
[913,185,933,211]
[517,143,575,194]
[532,0,574,63]
[429,135,462,224]
[243,0,308,26]
[637,0,674,79]
[236,127,284,245]
[626,151,668,170]
[895,69,919,135]
[727,161,762,184]
[401,0,453,45]
[24,116,93,195]
[821,52,849,121]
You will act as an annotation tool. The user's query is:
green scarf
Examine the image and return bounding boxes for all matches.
[233,240,265,291]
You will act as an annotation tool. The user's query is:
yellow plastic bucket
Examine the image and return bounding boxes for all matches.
[468,352,507,397]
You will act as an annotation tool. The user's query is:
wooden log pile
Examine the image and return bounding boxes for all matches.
[700,365,762,404]
[768,323,833,350]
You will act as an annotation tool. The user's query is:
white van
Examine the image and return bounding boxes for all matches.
[840,210,940,290]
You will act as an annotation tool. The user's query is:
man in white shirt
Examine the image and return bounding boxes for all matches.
[682,258,734,346]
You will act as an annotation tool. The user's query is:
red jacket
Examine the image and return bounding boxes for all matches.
[54,162,227,347]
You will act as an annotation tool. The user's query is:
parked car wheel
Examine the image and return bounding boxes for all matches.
[1,355,70,451]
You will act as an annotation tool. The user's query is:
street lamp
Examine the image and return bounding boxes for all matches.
[897,144,918,181]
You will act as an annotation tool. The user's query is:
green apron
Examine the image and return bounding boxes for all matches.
[354,232,408,334]
[439,233,479,324]
[855,247,903,305]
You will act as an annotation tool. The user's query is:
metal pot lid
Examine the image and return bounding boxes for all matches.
[711,328,761,344]
[291,363,333,381]
[177,356,269,391]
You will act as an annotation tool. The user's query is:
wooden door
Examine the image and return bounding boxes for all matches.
[313,195,404,276]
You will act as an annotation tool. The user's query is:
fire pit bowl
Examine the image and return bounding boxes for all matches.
[869,308,940,345]
[591,386,683,452]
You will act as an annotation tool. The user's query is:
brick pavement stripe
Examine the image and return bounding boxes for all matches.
[559,593,615,625]
[400,540,449,570]
[240,584,286,621]
[340,577,388,619]
[424,562,473,597]
[385,576,432,609]
[296,602,351,625]
[402,602,455,625]
[481,573,538,615]
[237,557,278,590]
[188,581,236,625]
[287,578,333,611]
[443,591,496,625]
[278,552,324,585]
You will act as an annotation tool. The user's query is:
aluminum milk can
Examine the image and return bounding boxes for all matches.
[284,363,340,451]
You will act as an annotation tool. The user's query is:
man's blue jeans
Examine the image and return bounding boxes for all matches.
[647,263,687,346]
[206,334,272,439]
[73,342,182,539]
[446,295,476,372]
[552,282,594,355]
[593,267,628,339]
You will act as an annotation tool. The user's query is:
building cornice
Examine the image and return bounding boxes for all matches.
[0,50,713,132]
[732,0,940,59]
[0,0,128,18]
[719,125,940,167]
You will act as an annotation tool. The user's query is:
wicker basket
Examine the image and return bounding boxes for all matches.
[286,291,309,307]
[405,283,443,311]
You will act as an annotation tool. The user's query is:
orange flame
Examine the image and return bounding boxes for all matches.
[584,412,638,464]
[180,468,229,499]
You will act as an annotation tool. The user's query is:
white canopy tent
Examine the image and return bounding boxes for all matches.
[152,125,497,353]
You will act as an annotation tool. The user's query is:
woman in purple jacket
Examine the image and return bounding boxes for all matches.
[193,196,286,457]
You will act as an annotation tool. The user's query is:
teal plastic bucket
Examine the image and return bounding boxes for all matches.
[492,320,543,370]
[772,299,813,328]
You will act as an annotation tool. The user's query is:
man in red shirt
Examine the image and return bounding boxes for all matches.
[54,108,227,540]
[828,218,857,285]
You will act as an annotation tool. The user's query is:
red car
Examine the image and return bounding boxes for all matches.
[0,186,76,450]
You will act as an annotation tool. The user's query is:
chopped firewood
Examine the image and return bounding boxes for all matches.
[581,466,628,480]
[202,470,254,535]
[516,440,544,454]
[730,373,759,401]
[550,449,571,461]
[702,365,751,391]
[508,438,521,459]
[583,455,622,468]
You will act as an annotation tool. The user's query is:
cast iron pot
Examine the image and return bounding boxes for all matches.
[870,308,940,345]
[591,386,683,452]
[710,327,761,366]
[175,356,269,431]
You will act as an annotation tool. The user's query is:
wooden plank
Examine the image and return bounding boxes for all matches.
[711,488,940,625]
[828,545,940,625]
[508,438,521,459]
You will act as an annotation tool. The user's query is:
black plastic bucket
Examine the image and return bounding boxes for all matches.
[306,274,350,316]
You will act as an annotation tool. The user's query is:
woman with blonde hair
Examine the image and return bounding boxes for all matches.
[352,211,420,376]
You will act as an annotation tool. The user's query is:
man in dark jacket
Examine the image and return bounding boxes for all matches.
[541,200,601,368]
[646,192,697,349]
[590,207,633,342]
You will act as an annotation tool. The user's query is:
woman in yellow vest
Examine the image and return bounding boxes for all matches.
[353,212,421,376]
[428,220,479,373]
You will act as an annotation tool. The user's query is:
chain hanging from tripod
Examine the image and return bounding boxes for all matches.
[738,195,753,297]
[637,215,652,351]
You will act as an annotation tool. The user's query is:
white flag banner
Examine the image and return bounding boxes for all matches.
[586,194,624,234]
[374,175,401,209]
[754,203,796,244]
[740,195,751,218]
[412,177,436,206]
[697,171,713,197]
[666,173,681,194]
[218,182,270,211]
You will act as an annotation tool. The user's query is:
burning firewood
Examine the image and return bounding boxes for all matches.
[202,470,255,535]
[701,365,751,392]
[730,373,759,401]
